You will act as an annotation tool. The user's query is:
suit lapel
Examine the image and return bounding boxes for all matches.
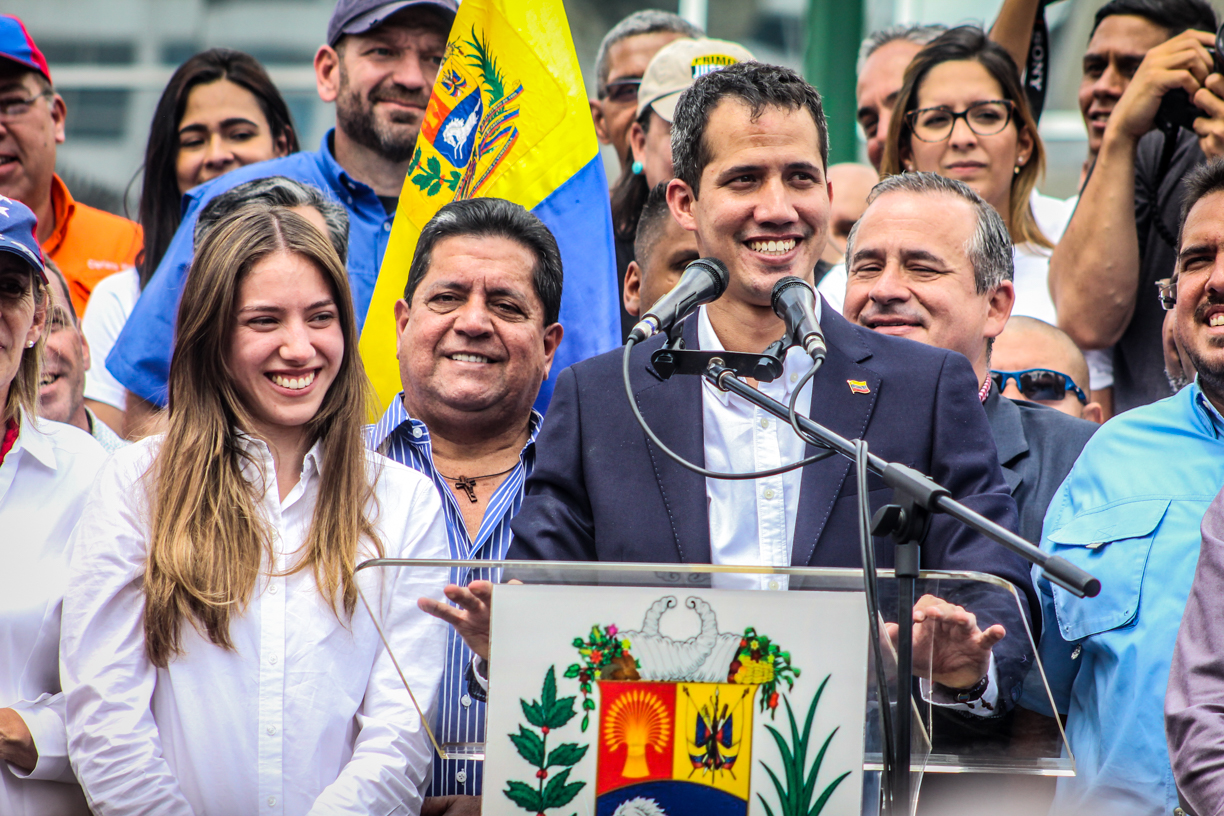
[984,385,1027,494]
[635,317,711,563]
[792,307,882,566]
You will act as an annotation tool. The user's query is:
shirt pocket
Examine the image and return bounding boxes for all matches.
[1045,498,1169,641]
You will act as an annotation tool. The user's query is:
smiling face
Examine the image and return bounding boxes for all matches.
[857,39,923,171]
[330,13,448,162]
[396,234,563,428]
[36,268,89,428]
[844,190,1013,381]
[669,99,830,311]
[228,250,343,444]
[1174,191,1224,405]
[904,60,1031,221]
[624,211,701,316]
[175,78,287,195]
[0,65,64,219]
[1079,15,1169,158]
[0,254,44,412]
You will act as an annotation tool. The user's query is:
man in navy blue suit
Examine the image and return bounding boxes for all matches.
[492,62,1037,716]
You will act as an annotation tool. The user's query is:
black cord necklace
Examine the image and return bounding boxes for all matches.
[434,463,518,502]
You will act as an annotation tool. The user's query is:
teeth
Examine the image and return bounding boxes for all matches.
[270,371,316,390]
[451,353,490,363]
[1211,314,1224,327]
[748,238,797,255]
[39,374,57,386]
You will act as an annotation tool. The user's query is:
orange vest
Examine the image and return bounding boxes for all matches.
[42,174,143,316]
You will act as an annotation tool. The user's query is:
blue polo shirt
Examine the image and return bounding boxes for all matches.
[1019,381,1224,815]
[106,130,392,407]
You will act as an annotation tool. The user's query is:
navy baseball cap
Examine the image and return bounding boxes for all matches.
[0,195,47,283]
[327,0,458,47]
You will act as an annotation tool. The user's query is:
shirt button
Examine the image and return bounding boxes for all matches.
[455,769,468,784]
[269,654,278,665]
[759,418,769,429]
[461,694,472,707]
[763,488,776,500]
[267,796,277,807]
[384,222,392,231]
[266,725,277,736]
[268,584,278,595]
[768,580,780,590]
[790,372,798,383]
[412,426,423,438]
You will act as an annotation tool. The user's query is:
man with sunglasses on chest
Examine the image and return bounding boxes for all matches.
[842,172,1097,548]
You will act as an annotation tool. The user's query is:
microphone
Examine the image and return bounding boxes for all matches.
[771,276,827,363]
[628,258,730,344]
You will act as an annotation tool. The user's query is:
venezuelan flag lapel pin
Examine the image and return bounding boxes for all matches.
[847,379,870,395]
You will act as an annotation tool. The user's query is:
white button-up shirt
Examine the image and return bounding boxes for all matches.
[699,305,818,591]
[1,412,105,816]
[61,434,451,816]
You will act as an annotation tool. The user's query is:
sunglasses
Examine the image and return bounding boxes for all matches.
[990,368,1088,404]
[602,78,641,104]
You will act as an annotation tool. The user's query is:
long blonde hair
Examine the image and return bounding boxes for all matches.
[1,263,47,425]
[144,206,380,667]
[879,25,1051,250]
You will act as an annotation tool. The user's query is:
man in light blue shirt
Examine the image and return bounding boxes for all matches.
[366,198,564,816]
[1019,157,1224,815]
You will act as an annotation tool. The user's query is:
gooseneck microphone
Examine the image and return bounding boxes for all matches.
[771,276,827,363]
[627,258,730,344]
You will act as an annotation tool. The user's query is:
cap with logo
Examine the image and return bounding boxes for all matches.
[636,37,755,123]
[0,195,48,283]
[0,15,51,84]
[327,0,458,47]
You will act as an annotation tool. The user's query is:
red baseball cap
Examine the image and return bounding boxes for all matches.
[0,15,51,84]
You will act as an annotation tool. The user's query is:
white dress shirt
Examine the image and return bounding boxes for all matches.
[1,412,105,816]
[699,305,817,591]
[61,434,451,816]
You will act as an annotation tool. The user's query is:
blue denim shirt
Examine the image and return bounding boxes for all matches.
[1020,381,1224,815]
[107,130,392,407]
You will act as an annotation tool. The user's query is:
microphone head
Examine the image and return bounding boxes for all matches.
[770,275,814,318]
[685,257,730,298]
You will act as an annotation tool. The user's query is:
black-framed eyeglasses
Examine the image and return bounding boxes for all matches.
[991,368,1088,404]
[1157,277,1177,310]
[906,100,1016,143]
[0,90,52,121]
[602,78,641,104]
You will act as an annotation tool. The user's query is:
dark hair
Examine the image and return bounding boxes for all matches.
[195,176,349,262]
[136,49,300,289]
[610,108,654,241]
[633,182,674,262]
[1178,158,1224,250]
[1091,0,1216,39]
[405,198,563,326]
[881,25,1049,249]
[671,62,828,196]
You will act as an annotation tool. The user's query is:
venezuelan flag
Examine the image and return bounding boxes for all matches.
[359,0,620,412]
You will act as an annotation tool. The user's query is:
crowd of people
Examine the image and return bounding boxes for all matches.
[4,0,1224,813]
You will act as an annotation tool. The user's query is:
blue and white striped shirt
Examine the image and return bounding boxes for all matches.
[365,395,540,798]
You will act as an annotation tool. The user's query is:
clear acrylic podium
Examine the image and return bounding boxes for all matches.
[357,559,1071,816]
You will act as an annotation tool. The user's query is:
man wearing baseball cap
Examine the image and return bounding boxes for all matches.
[0,15,142,317]
[107,0,457,428]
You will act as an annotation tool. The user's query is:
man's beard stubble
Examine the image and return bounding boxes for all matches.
[336,68,426,163]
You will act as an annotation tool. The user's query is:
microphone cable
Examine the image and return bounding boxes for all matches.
[622,336,837,480]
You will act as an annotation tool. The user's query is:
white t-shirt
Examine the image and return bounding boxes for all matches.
[81,267,140,412]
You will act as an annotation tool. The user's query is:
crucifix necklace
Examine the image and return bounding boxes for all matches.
[435,463,518,503]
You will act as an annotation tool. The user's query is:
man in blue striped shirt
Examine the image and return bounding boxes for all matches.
[365,197,564,815]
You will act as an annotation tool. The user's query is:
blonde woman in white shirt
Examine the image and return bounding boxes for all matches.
[61,206,450,816]
[0,200,104,816]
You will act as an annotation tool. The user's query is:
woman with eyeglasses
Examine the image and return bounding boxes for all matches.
[879,26,1062,327]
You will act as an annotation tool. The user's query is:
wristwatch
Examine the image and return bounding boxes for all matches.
[939,674,990,704]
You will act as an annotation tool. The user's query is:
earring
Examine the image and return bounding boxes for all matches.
[631,160,644,175]
[26,341,34,348]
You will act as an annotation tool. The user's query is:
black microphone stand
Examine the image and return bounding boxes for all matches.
[693,359,1099,815]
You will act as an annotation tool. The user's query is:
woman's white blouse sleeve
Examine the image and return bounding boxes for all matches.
[60,444,198,816]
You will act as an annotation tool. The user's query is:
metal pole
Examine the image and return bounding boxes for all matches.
[678,0,709,31]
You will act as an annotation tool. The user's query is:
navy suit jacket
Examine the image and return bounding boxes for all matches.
[509,304,1037,707]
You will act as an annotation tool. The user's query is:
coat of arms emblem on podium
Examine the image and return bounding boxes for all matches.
[484,588,868,816]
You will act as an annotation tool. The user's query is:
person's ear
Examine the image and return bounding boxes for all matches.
[26,288,47,347]
[80,329,92,372]
[667,178,698,233]
[393,297,412,359]
[985,282,1015,339]
[541,322,564,379]
[590,99,610,144]
[629,120,647,165]
[315,45,341,104]
[626,260,646,318]
[1015,125,1035,170]
[50,93,67,145]
[1081,401,1104,424]
[273,127,293,158]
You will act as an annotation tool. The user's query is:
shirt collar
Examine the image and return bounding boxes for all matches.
[1193,379,1224,439]
[366,393,542,456]
[12,410,57,470]
[695,304,816,406]
[42,174,75,256]
[319,129,374,200]
[233,431,324,484]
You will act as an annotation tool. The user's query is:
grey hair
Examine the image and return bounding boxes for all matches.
[845,172,1013,293]
[194,176,350,263]
[593,10,703,97]
[857,24,947,74]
